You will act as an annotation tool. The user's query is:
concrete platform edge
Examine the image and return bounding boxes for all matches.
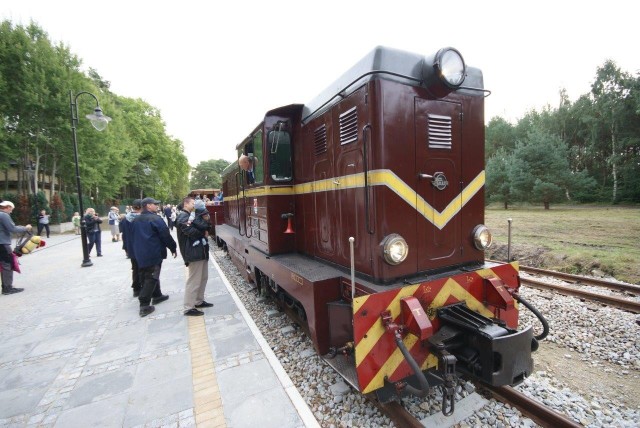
[209,256,320,428]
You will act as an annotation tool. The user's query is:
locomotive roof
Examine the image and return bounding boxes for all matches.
[301,46,484,124]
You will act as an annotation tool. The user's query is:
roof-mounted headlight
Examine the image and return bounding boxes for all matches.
[381,234,409,265]
[473,225,493,250]
[435,47,466,88]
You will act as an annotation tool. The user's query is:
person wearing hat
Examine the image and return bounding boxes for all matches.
[176,196,213,317]
[107,206,121,242]
[131,197,177,317]
[0,200,32,295]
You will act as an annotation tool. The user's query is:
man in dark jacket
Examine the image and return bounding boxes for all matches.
[176,196,213,316]
[132,197,177,317]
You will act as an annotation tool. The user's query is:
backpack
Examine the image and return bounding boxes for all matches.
[14,232,46,256]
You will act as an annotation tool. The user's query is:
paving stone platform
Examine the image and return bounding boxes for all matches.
[0,230,318,428]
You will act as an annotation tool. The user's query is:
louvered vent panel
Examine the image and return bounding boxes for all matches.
[428,114,452,149]
[314,125,327,155]
[339,107,358,145]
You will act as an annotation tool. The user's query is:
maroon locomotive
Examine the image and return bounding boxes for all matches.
[215,46,546,415]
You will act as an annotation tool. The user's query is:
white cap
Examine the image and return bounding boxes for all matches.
[0,200,15,208]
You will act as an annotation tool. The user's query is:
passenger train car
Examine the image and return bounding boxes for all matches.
[215,46,545,415]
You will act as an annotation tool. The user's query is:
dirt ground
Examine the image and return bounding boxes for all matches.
[533,342,640,409]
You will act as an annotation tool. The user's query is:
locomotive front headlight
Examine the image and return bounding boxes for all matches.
[435,48,466,88]
[381,234,409,265]
[473,225,493,250]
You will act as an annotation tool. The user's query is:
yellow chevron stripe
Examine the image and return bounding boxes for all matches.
[429,278,493,318]
[226,170,484,230]
[361,337,440,394]
[354,284,420,368]
[362,334,418,393]
[355,277,491,373]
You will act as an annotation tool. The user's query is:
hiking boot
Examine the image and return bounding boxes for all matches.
[139,305,155,317]
[152,295,169,305]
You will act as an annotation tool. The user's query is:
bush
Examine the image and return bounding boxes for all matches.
[50,192,65,224]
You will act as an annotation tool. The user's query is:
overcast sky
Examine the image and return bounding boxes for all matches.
[2,1,638,166]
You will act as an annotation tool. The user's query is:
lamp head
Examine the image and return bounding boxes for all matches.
[86,107,111,131]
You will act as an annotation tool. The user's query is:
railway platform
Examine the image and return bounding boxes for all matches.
[0,231,318,427]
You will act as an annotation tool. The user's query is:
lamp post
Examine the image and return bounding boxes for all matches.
[70,90,112,267]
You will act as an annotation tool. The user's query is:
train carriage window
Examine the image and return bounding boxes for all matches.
[251,131,264,184]
[268,130,292,182]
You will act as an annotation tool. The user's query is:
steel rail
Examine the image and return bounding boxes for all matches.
[520,265,640,294]
[521,277,640,313]
[480,385,582,428]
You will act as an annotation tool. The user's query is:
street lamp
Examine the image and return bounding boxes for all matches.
[70,90,112,267]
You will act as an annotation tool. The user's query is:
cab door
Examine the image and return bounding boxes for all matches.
[414,98,463,271]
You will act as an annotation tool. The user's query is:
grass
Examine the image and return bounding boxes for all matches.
[484,204,640,284]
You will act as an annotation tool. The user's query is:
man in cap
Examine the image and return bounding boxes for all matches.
[0,200,32,295]
[131,197,177,317]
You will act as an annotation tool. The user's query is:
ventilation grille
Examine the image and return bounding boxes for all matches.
[314,125,327,155]
[339,107,358,145]
[428,114,452,149]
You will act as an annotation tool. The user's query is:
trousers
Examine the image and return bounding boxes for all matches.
[138,263,164,306]
[0,244,14,290]
[184,259,208,310]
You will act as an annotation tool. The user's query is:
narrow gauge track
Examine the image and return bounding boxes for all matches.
[520,277,640,313]
[520,265,640,294]
[478,385,581,428]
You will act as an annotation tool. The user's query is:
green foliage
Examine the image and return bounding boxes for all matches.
[190,159,231,190]
[485,59,640,206]
[0,20,190,206]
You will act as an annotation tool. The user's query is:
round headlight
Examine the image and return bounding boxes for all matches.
[473,225,493,250]
[381,234,409,265]
[435,48,466,88]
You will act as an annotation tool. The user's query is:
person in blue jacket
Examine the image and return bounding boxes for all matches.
[132,197,177,317]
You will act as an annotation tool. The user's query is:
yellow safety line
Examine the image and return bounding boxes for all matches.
[188,316,226,427]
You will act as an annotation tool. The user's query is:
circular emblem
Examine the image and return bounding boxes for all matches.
[432,172,448,191]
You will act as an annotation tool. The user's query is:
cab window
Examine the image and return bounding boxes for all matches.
[268,130,292,182]
[251,131,263,184]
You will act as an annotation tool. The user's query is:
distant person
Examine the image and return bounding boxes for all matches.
[132,197,176,317]
[0,200,32,295]
[71,212,81,235]
[37,209,50,238]
[108,206,121,242]
[84,208,103,257]
[121,199,143,297]
[163,204,173,230]
[176,197,212,316]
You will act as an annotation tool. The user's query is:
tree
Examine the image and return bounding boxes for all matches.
[590,60,633,204]
[190,159,230,190]
[486,148,514,209]
[508,130,573,209]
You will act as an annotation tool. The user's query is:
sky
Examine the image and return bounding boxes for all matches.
[2,1,639,167]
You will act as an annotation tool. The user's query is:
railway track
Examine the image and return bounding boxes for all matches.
[487,260,640,313]
[519,265,640,294]
[479,385,581,428]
